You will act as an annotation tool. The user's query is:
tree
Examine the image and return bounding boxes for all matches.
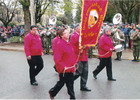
[57,15,67,25]
[109,0,140,24]
[74,0,82,23]
[62,0,73,25]
[18,0,30,35]
[35,0,51,24]
[0,0,17,28]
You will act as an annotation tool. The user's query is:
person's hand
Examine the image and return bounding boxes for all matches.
[110,48,115,51]
[120,39,124,41]
[42,52,44,56]
[27,56,31,60]
[83,45,86,49]
[80,49,83,56]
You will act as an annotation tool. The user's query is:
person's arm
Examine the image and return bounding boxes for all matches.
[54,42,66,73]
[99,37,114,51]
[24,35,31,59]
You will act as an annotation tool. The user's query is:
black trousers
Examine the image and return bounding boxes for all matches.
[49,73,75,99]
[74,61,88,88]
[93,57,113,79]
[27,56,44,83]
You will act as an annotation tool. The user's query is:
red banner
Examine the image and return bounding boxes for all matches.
[80,0,108,48]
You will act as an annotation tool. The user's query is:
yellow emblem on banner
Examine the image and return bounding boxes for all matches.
[88,9,98,29]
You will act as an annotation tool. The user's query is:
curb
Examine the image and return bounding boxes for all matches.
[0,47,24,52]
[0,47,139,61]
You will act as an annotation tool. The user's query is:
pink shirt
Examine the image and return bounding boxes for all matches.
[70,31,89,61]
[54,39,76,74]
[52,36,60,54]
[24,32,43,56]
[78,47,89,61]
[99,34,114,58]
[70,32,80,60]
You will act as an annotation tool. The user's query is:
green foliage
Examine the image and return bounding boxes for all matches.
[10,36,24,43]
[56,21,63,26]
[108,0,140,24]
[74,0,82,23]
[62,0,73,25]
[8,22,18,27]
[104,5,116,23]
[74,6,82,23]
[19,0,30,7]
[56,15,67,25]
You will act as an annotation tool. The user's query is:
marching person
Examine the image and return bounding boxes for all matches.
[129,25,136,48]
[113,27,125,61]
[131,27,140,62]
[92,26,116,81]
[70,24,91,91]
[121,24,128,49]
[49,28,76,99]
[24,25,44,86]
[40,27,49,54]
[52,28,60,72]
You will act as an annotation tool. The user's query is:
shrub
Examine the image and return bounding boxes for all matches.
[10,36,24,43]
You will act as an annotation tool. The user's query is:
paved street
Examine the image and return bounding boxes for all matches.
[0,50,140,99]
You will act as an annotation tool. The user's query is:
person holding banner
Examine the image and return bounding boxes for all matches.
[70,24,91,91]
[49,28,76,99]
[92,26,116,81]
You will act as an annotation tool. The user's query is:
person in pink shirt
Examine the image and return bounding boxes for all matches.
[52,31,60,55]
[92,26,116,81]
[52,29,60,72]
[24,25,44,86]
[49,28,76,99]
[70,24,91,91]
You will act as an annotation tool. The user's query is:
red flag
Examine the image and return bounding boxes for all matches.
[80,0,108,48]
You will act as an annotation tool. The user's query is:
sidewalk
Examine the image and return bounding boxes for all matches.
[0,42,135,60]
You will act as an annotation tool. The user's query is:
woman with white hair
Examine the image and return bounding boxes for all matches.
[92,26,116,81]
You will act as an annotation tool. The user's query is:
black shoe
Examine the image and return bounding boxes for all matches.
[132,59,137,61]
[93,72,97,79]
[118,58,121,61]
[108,78,116,81]
[80,87,91,91]
[115,58,118,60]
[31,81,38,86]
[49,91,54,100]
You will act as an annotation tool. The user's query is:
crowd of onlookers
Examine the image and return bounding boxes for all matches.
[101,23,140,49]
[0,25,24,43]
[0,23,140,47]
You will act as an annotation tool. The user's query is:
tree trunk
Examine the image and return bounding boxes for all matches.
[23,6,31,36]
[30,0,35,25]
[138,6,140,24]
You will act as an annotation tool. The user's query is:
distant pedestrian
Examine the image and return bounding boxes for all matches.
[121,24,128,49]
[24,25,44,86]
[49,28,76,99]
[92,26,116,81]
[131,27,140,62]
[113,27,125,61]
[20,26,24,36]
[52,28,60,72]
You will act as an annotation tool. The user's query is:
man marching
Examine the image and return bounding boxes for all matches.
[24,25,44,86]
[113,27,125,61]
[131,27,140,62]
[92,26,116,81]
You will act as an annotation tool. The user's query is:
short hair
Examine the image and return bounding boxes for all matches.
[57,28,66,39]
[30,25,37,30]
[74,23,80,30]
[104,26,111,32]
